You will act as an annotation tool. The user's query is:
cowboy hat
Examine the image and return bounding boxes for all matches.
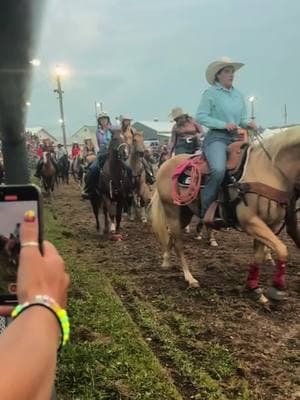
[169,107,188,121]
[98,112,110,119]
[206,57,244,85]
[120,115,132,121]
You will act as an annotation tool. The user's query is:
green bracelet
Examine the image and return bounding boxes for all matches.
[11,294,70,350]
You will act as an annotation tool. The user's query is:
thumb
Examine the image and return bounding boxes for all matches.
[20,211,40,255]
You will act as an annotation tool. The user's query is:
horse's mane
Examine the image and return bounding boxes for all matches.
[253,126,300,162]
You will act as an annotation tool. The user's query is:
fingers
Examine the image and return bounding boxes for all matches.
[0,306,13,316]
[20,211,40,257]
[20,211,38,244]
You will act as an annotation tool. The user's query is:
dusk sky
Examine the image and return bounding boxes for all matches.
[26,0,300,137]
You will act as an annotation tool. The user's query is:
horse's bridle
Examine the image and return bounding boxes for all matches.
[116,142,129,160]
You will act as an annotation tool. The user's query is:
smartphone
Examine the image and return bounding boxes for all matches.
[0,184,43,306]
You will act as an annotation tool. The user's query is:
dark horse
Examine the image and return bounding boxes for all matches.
[41,152,56,194]
[57,154,70,184]
[90,130,131,239]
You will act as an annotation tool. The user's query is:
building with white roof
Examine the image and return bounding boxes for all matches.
[25,127,58,143]
[132,120,173,144]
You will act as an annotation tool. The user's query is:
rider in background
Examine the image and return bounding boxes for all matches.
[56,143,67,160]
[121,115,155,184]
[196,57,257,220]
[158,144,169,168]
[81,113,113,198]
[71,142,81,160]
[36,143,43,160]
[35,138,58,178]
[83,138,96,161]
[169,107,203,156]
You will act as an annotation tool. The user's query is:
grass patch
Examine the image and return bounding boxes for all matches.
[44,209,182,400]
[112,276,251,400]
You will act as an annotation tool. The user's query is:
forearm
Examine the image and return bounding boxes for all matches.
[0,307,59,400]
[196,113,226,130]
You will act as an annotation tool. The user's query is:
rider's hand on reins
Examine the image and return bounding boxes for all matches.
[226,123,238,131]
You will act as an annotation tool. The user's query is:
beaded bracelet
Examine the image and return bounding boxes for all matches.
[11,294,70,351]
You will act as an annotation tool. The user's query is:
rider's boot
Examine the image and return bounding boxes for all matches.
[81,163,100,199]
[34,161,43,178]
[200,201,226,230]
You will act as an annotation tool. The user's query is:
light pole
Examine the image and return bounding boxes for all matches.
[54,65,68,148]
[248,96,257,121]
[284,104,288,126]
[94,101,101,120]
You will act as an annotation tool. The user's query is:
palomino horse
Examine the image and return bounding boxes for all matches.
[41,152,56,193]
[128,131,153,223]
[150,127,300,304]
[90,130,130,238]
[71,155,84,185]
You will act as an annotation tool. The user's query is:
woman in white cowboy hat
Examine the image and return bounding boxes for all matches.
[196,57,256,220]
[169,107,203,156]
[82,112,113,198]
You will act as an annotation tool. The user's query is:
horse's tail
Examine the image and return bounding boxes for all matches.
[150,190,169,246]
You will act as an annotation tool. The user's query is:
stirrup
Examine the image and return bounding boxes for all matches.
[203,217,226,230]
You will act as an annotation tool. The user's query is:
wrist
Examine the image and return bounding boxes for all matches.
[12,295,70,350]
[17,307,60,347]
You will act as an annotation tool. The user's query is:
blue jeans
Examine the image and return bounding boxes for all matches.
[200,130,238,217]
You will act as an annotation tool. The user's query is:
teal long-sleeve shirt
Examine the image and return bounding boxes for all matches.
[196,84,249,130]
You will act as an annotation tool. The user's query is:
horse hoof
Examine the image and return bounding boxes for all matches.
[194,234,203,241]
[266,286,286,301]
[184,226,190,234]
[189,280,200,288]
[162,261,171,268]
[246,287,269,305]
[109,233,123,241]
[142,218,147,224]
[209,239,218,247]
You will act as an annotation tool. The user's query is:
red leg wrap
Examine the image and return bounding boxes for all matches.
[273,260,286,290]
[246,263,260,289]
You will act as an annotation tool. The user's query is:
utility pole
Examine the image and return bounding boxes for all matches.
[248,96,256,121]
[284,104,288,126]
[54,68,67,148]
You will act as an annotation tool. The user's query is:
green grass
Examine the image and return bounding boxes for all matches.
[111,276,251,400]
[44,209,182,400]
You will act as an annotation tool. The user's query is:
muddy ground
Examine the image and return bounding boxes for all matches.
[50,182,300,400]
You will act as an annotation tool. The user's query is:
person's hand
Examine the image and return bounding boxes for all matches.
[17,211,69,307]
[247,121,257,130]
[225,123,237,131]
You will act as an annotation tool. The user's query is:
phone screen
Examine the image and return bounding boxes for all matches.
[0,187,41,299]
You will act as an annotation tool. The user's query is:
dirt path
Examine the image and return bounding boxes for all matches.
[51,182,300,400]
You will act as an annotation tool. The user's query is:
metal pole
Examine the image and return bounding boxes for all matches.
[94,101,98,120]
[54,74,67,148]
[284,104,287,126]
[251,101,255,121]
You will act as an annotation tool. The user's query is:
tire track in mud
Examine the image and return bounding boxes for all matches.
[50,182,300,400]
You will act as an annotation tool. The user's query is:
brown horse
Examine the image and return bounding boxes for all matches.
[90,130,131,238]
[71,155,84,185]
[128,131,153,223]
[41,152,56,193]
[150,126,300,304]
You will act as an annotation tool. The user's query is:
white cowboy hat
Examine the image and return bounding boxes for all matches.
[169,107,188,121]
[120,115,132,121]
[98,112,110,119]
[206,57,244,85]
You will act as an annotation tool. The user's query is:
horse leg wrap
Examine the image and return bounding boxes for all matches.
[272,260,286,290]
[246,262,260,289]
